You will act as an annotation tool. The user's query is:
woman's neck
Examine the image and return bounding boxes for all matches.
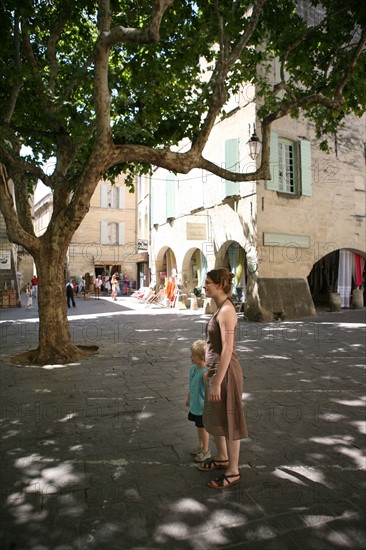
[214,294,228,309]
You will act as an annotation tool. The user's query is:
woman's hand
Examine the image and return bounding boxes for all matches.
[209,380,221,402]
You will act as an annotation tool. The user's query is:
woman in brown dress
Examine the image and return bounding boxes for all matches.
[198,268,248,488]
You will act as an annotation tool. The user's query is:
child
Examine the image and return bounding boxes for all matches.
[26,284,33,308]
[185,339,211,463]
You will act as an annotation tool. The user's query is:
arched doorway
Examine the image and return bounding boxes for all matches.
[181,248,208,296]
[216,241,247,301]
[154,247,178,305]
[308,249,365,308]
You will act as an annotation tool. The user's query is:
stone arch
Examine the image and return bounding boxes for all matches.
[152,246,178,290]
[308,247,365,309]
[215,240,248,301]
[181,247,208,294]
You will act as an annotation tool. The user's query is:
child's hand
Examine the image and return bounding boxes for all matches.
[185,398,189,407]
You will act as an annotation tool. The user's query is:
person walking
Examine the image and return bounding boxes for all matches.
[94,275,103,299]
[31,275,38,299]
[185,339,211,463]
[198,268,248,489]
[66,279,76,308]
[26,283,33,308]
[111,274,119,301]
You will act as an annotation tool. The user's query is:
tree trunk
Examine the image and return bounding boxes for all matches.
[27,248,95,364]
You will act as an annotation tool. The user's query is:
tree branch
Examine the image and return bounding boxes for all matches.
[108,141,270,182]
[191,0,266,155]
[94,0,113,144]
[3,12,23,124]
[47,14,68,94]
[12,171,36,235]
[105,0,174,46]
[0,146,53,188]
[21,19,42,82]
[335,29,366,101]
[0,163,39,253]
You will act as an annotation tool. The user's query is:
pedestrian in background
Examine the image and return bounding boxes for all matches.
[26,283,33,309]
[198,268,248,489]
[185,339,211,463]
[31,274,38,298]
[66,279,76,308]
[94,275,102,300]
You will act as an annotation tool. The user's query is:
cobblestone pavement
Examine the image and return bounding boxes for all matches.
[0,294,365,549]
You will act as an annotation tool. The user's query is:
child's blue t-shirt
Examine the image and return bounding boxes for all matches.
[189,364,206,415]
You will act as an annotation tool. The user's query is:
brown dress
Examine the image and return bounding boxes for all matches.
[203,299,248,440]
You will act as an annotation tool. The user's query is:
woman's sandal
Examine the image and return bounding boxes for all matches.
[207,473,241,489]
[197,458,229,471]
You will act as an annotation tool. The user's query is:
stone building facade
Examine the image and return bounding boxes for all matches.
[33,176,138,286]
[146,83,366,319]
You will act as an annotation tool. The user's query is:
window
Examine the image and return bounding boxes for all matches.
[266,132,312,196]
[108,222,118,244]
[100,184,125,208]
[107,186,118,208]
[278,139,297,194]
[100,221,125,245]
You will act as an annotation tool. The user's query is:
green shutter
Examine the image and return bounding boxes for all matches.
[266,132,279,190]
[166,175,175,218]
[151,181,159,225]
[224,138,240,197]
[300,140,312,196]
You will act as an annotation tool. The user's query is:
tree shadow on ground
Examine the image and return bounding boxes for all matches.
[0,311,365,549]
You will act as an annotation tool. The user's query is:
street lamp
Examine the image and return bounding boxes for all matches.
[247,124,261,160]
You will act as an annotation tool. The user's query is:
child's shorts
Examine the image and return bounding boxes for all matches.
[188,412,204,428]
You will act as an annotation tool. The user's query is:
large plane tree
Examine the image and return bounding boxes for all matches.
[0,0,365,363]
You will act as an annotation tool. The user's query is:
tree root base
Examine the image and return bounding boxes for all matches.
[10,345,98,366]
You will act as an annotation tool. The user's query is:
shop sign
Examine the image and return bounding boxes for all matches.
[0,250,11,270]
[186,223,207,240]
[138,238,148,251]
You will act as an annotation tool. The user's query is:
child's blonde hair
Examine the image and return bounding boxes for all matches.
[191,339,206,359]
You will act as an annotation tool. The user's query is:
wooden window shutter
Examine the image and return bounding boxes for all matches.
[118,186,125,209]
[100,183,108,208]
[300,140,312,196]
[266,132,279,190]
[224,138,240,197]
[100,221,108,244]
[166,175,175,219]
[151,181,159,225]
[118,222,125,244]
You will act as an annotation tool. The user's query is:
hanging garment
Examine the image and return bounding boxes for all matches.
[354,254,365,288]
[337,250,353,307]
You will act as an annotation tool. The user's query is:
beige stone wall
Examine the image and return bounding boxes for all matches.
[32,176,138,282]
[69,176,137,279]
[257,114,366,279]
[148,97,365,319]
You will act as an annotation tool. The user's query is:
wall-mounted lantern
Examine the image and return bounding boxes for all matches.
[247,123,261,160]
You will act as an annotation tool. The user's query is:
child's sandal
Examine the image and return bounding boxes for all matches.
[189,446,202,455]
[194,449,211,463]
